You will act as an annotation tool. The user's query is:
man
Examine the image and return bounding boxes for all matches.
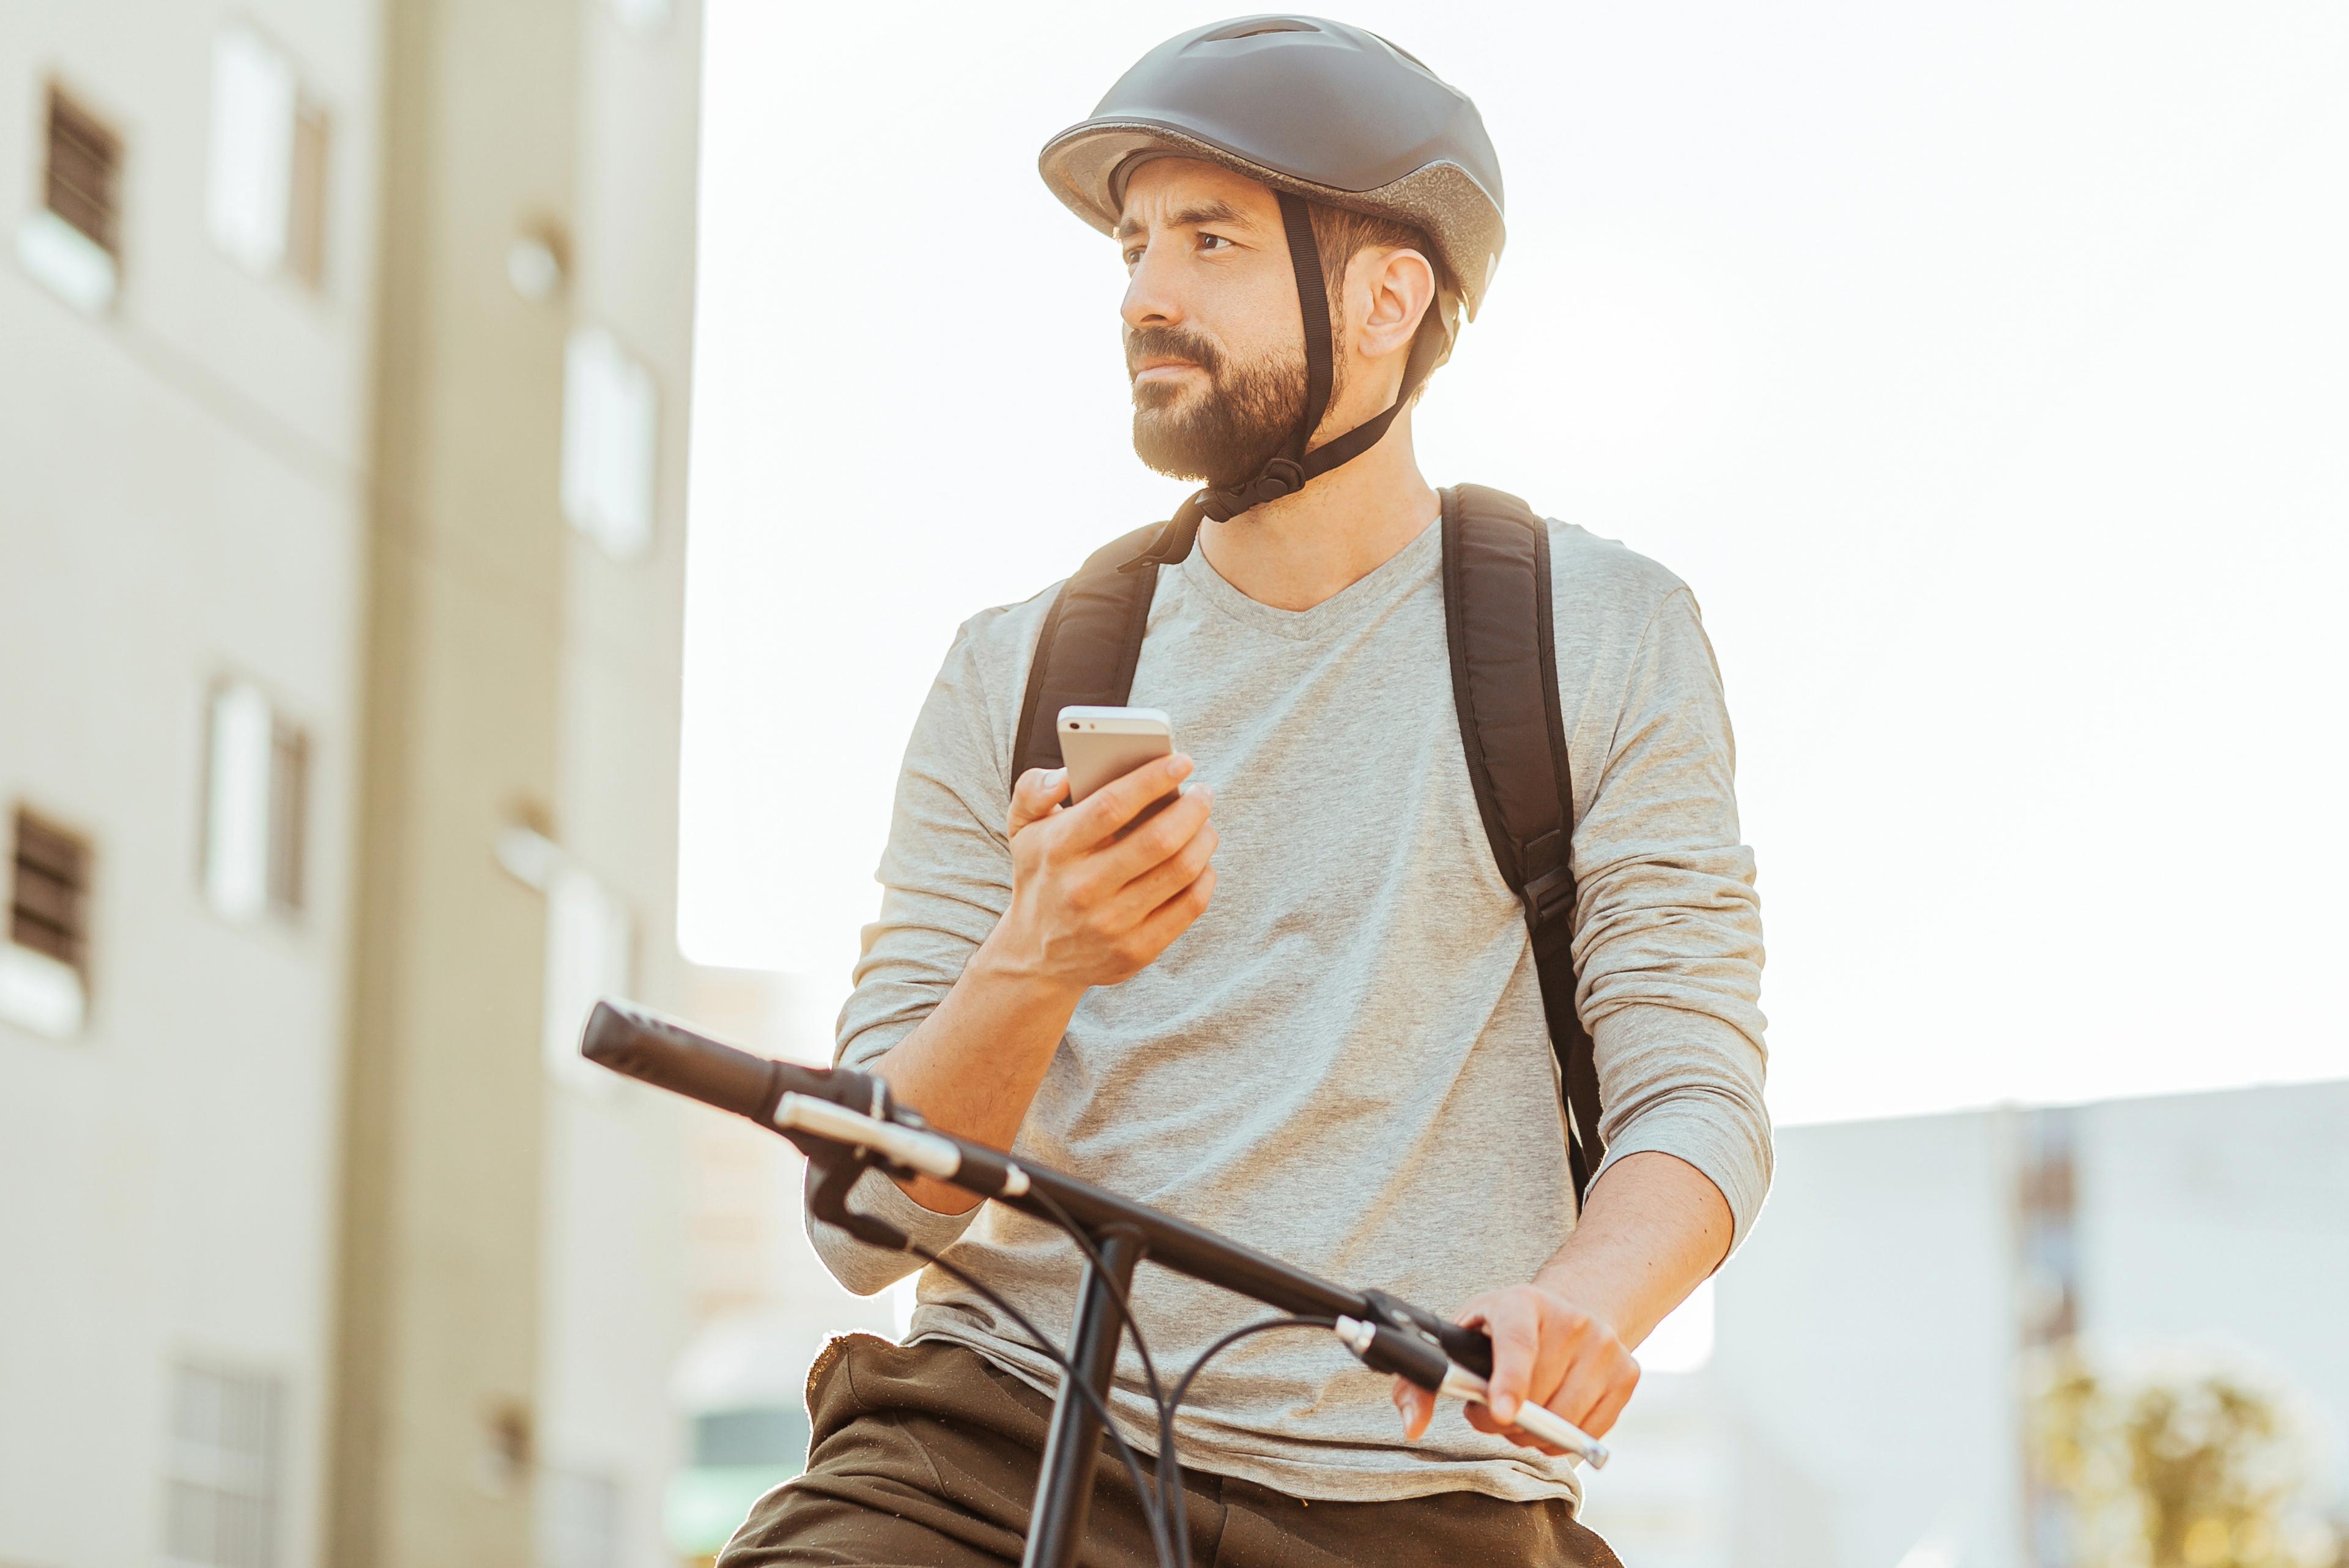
[726,17,1768,1568]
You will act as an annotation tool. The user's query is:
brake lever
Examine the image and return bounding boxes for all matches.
[1332,1314,1610,1469]
[806,1145,910,1252]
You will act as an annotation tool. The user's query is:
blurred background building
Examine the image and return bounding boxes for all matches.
[3,4,2343,1568]
[1581,1083,2349,1568]
[0,3,893,1567]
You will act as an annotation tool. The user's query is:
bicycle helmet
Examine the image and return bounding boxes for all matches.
[1040,15,1506,524]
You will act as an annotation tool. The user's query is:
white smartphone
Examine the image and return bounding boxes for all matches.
[1058,706,1176,806]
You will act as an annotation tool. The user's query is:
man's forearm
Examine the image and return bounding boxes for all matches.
[1533,1150,1732,1348]
[866,934,1085,1214]
[1393,1148,1735,1445]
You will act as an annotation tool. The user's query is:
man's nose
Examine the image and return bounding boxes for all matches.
[1121,239,1184,332]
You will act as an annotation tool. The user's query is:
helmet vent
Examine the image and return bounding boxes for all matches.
[1198,18,1322,42]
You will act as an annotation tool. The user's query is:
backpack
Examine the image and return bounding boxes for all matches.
[1011,484,1605,1205]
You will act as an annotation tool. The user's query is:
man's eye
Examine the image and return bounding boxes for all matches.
[1123,246,1145,267]
[1198,234,1231,252]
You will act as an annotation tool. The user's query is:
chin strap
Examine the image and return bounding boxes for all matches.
[1191,191,1452,525]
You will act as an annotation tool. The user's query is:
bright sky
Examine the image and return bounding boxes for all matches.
[679,1,2348,1126]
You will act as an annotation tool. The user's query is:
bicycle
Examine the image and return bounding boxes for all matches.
[582,1000,1608,1568]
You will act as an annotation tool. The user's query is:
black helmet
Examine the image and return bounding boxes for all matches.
[1039,16,1507,525]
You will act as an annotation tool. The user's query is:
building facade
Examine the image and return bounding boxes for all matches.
[0,2,710,1566]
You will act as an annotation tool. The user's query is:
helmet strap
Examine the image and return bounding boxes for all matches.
[1193,191,1446,524]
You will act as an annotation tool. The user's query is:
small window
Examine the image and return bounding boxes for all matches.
[163,1364,282,1568]
[607,0,672,35]
[17,82,122,313]
[494,824,636,1091]
[207,26,330,289]
[204,682,309,923]
[1,807,91,1038]
[536,1468,621,1568]
[560,327,659,561]
[692,1406,809,1470]
[541,864,633,1090]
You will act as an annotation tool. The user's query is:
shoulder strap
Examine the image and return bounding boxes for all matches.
[1011,521,1166,786]
[1440,484,1606,1206]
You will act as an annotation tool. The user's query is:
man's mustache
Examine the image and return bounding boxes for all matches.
[1124,326,1226,381]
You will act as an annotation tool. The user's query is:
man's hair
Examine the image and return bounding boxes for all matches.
[1307,203,1442,402]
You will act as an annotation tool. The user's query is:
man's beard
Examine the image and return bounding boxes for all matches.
[1126,325,1314,493]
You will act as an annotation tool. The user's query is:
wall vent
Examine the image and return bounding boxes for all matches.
[17,83,123,313]
[1,807,91,1038]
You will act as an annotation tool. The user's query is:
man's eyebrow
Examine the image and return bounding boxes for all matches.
[1114,198,1251,242]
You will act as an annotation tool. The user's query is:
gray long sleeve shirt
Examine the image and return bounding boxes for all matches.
[808,515,1770,1506]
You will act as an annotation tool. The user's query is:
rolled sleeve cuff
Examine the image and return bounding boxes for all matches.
[804,1161,984,1296]
[1590,1094,1773,1258]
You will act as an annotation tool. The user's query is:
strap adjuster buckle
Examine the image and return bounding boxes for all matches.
[1520,864,1575,927]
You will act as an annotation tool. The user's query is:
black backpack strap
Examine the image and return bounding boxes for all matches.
[1440,484,1606,1206]
[1010,519,1175,787]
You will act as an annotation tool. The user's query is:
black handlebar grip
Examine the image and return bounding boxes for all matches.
[1436,1320,1494,1380]
[581,1000,793,1121]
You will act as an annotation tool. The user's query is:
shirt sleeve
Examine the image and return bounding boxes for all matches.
[804,613,1022,1295]
[1570,586,1773,1251]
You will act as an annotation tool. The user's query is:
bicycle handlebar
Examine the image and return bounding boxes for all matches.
[579,998,1605,1457]
[581,1000,885,1121]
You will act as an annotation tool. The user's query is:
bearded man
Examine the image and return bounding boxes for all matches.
[725,17,1771,1568]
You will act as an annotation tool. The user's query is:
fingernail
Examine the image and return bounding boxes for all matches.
[1492,1395,1518,1422]
[1166,755,1192,778]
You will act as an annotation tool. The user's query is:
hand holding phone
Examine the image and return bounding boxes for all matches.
[989,706,1217,992]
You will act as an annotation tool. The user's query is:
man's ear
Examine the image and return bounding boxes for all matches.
[1347,245,1438,364]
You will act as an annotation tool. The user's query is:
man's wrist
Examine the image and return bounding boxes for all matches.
[967,925,1087,1013]
[1526,1263,1636,1343]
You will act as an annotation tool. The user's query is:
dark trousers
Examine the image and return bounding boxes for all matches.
[719,1334,1622,1568]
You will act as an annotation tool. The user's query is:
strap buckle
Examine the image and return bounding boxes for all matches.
[1520,863,1575,927]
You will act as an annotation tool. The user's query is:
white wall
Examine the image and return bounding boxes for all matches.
[1710,1113,2025,1568]
[0,3,379,1566]
[2076,1082,2349,1512]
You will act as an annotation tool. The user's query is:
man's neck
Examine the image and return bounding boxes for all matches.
[1197,411,1438,612]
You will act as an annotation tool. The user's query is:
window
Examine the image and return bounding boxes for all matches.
[535,1468,621,1568]
[161,1363,283,1568]
[493,825,636,1089]
[692,1406,808,1471]
[207,26,330,288]
[17,82,122,313]
[608,0,672,34]
[1,807,91,1038]
[561,327,659,561]
[203,682,309,923]
[541,864,633,1089]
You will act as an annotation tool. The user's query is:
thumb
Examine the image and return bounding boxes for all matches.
[1010,767,1069,834]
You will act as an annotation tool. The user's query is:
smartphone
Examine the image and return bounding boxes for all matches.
[1058,706,1176,809]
